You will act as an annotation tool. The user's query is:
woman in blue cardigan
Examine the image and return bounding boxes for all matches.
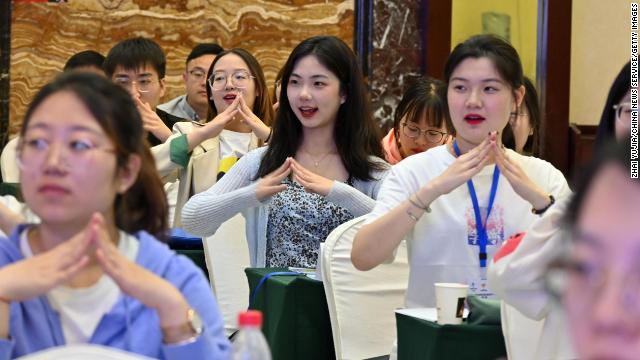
[0,72,230,359]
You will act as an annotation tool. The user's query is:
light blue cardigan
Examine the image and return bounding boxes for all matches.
[0,226,231,360]
[181,146,389,267]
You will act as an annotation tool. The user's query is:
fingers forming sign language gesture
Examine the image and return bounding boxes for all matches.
[290,158,334,197]
[237,95,271,141]
[255,158,292,201]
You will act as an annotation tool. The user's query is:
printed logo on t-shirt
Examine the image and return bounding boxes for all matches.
[217,156,239,181]
[465,205,505,246]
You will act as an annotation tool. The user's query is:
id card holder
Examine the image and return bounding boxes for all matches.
[468,268,494,299]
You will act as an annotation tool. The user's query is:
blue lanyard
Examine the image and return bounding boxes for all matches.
[452,140,500,268]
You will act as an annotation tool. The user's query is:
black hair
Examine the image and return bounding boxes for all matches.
[521,77,541,155]
[272,66,285,105]
[565,136,635,228]
[19,72,169,240]
[103,37,166,79]
[256,35,385,181]
[186,43,224,64]
[595,61,631,150]
[63,50,105,72]
[393,77,451,139]
[502,76,541,155]
[443,34,524,132]
[205,48,274,126]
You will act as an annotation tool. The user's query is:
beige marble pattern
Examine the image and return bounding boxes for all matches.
[9,0,353,135]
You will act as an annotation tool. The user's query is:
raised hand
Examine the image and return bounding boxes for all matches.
[187,95,240,151]
[0,224,92,302]
[208,94,241,130]
[237,95,271,141]
[255,158,292,201]
[429,135,493,196]
[134,96,172,142]
[290,158,334,196]
[493,142,550,209]
[91,213,190,329]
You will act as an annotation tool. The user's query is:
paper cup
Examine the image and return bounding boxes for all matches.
[434,282,468,325]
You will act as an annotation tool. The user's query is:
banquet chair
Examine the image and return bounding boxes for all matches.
[202,213,250,336]
[321,216,409,360]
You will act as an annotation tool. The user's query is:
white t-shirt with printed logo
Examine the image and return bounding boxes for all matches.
[365,145,571,308]
[217,130,253,180]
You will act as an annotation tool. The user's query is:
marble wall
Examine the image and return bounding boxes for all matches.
[370,0,423,132]
[7,0,354,135]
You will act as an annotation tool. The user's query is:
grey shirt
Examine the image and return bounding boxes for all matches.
[157,94,200,122]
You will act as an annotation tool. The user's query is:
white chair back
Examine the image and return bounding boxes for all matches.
[321,216,409,360]
[1,137,19,183]
[202,213,250,336]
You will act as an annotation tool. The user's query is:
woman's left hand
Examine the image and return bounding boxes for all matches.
[237,95,271,141]
[290,159,334,197]
[493,143,551,210]
[90,214,191,329]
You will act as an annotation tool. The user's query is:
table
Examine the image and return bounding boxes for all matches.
[396,312,506,360]
[0,182,21,200]
[169,228,208,281]
[245,267,335,360]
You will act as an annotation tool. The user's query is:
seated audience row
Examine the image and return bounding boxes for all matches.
[0,31,633,360]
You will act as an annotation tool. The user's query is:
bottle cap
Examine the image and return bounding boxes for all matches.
[238,310,263,327]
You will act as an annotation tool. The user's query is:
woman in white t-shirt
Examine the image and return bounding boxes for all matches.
[153,48,274,226]
[352,34,571,306]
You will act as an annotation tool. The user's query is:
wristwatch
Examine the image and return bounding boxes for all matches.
[162,308,203,344]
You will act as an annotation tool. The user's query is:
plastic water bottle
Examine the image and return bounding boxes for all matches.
[232,310,272,360]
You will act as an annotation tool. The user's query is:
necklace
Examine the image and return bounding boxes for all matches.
[303,148,335,167]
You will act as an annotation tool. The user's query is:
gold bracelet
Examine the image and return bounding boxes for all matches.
[406,209,419,222]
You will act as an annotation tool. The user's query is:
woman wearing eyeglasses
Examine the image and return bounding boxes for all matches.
[382,77,452,164]
[488,61,633,360]
[595,61,632,147]
[152,48,274,226]
[181,36,388,268]
[548,136,638,360]
[0,72,230,359]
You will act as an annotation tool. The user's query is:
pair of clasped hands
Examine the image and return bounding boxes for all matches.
[0,214,189,330]
[428,131,551,209]
[255,157,334,202]
[203,91,271,141]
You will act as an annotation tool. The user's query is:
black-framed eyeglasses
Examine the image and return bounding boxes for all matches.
[208,70,255,91]
[401,122,447,144]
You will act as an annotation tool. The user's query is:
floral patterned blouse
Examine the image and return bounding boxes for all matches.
[266,178,354,268]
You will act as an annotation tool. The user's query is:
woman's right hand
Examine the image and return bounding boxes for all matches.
[187,95,240,151]
[429,134,493,196]
[255,158,292,201]
[0,227,92,302]
[203,95,241,137]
